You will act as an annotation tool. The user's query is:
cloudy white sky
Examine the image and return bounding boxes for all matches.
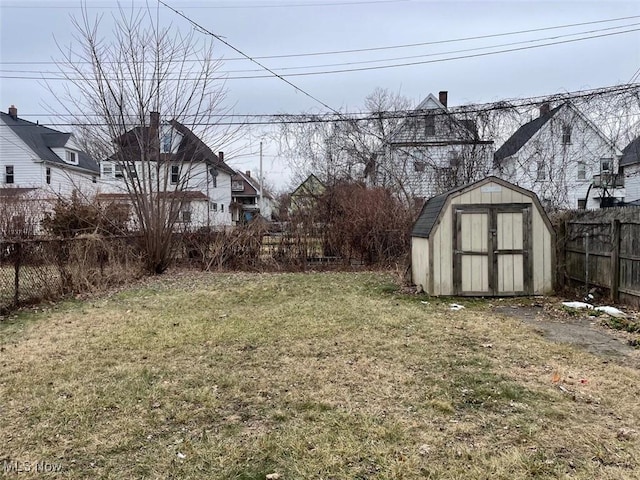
[1,0,639,189]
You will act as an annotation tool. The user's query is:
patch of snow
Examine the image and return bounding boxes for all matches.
[594,306,626,318]
[561,301,594,309]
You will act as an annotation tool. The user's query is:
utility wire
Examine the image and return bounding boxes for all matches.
[2,14,638,65]
[156,0,342,116]
[3,26,638,82]
[5,84,639,127]
[4,22,639,76]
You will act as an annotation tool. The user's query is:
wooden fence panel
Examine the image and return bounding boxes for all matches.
[563,219,640,306]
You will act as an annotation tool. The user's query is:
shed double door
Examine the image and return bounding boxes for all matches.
[453,205,532,296]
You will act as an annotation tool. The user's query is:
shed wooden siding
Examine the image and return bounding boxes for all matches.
[411,237,429,291]
[415,179,553,296]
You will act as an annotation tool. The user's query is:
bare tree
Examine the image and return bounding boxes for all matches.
[49,4,236,273]
[278,87,411,188]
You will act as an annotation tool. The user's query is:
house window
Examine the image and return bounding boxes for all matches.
[5,165,14,184]
[209,202,217,212]
[414,161,426,173]
[114,164,125,178]
[562,125,572,144]
[161,134,172,153]
[127,164,137,179]
[170,165,180,184]
[536,162,546,181]
[424,115,435,136]
[600,158,612,173]
[65,150,77,164]
[221,204,224,213]
[182,210,192,223]
[448,150,460,167]
[577,162,586,180]
[577,199,587,209]
[101,162,114,178]
[232,180,244,191]
[46,167,51,184]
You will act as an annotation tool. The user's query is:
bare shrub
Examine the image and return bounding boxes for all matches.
[42,192,130,238]
[317,183,414,265]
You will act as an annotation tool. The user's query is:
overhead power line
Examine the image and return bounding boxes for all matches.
[6,84,639,127]
[1,14,638,66]
[156,0,341,116]
[4,22,639,77]
[2,27,638,82]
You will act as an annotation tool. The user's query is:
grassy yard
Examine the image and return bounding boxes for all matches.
[1,272,639,479]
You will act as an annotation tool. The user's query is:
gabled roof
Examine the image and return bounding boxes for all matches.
[411,176,551,238]
[112,119,235,176]
[388,92,484,145]
[620,136,640,167]
[494,104,563,163]
[291,173,325,198]
[0,112,99,174]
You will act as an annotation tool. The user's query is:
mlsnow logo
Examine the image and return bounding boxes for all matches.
[3,460,63,473]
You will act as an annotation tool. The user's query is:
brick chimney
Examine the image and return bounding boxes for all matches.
[245,170,251,177]
[150,111,160,128]
[218,151,224,162]
[8,105,17,119]
[438,91,448,108]
[539,103,551,117]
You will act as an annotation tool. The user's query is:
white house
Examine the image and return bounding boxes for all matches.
[231,170,276,224]
[98,112,234,229]
[368,91,494,202]
[620,136,640,205]
[0,105,99,199]
[494,102,623,210]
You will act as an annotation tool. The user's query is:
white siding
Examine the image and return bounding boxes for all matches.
[498,105,622,209]
[1,125,97,199]
[624,164,640,202]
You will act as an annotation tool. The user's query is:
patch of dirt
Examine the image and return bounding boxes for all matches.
[494,302,640,367]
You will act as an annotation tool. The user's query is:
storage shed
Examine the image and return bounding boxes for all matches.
[411,177,555,296]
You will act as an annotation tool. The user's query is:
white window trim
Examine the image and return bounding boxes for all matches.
[65,150,78,165]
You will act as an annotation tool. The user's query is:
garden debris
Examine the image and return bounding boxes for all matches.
[266,473,281,480]
[449,304,465,311]
[176,452,186,459]
[616,428,636,441]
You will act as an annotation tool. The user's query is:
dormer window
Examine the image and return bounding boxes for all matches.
[65,150,77,164]
[161,133,172,153]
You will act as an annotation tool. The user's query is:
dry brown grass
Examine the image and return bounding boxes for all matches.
[1,271,639,479]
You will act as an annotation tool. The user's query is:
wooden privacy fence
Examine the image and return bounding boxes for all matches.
[564,219,640,306]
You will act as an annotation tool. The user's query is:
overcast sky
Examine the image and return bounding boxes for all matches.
[1,0,639,189]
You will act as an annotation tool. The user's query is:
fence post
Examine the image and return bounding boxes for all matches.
[585,232,589,292]
[13,241,21,307]
[611,220,620,302]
